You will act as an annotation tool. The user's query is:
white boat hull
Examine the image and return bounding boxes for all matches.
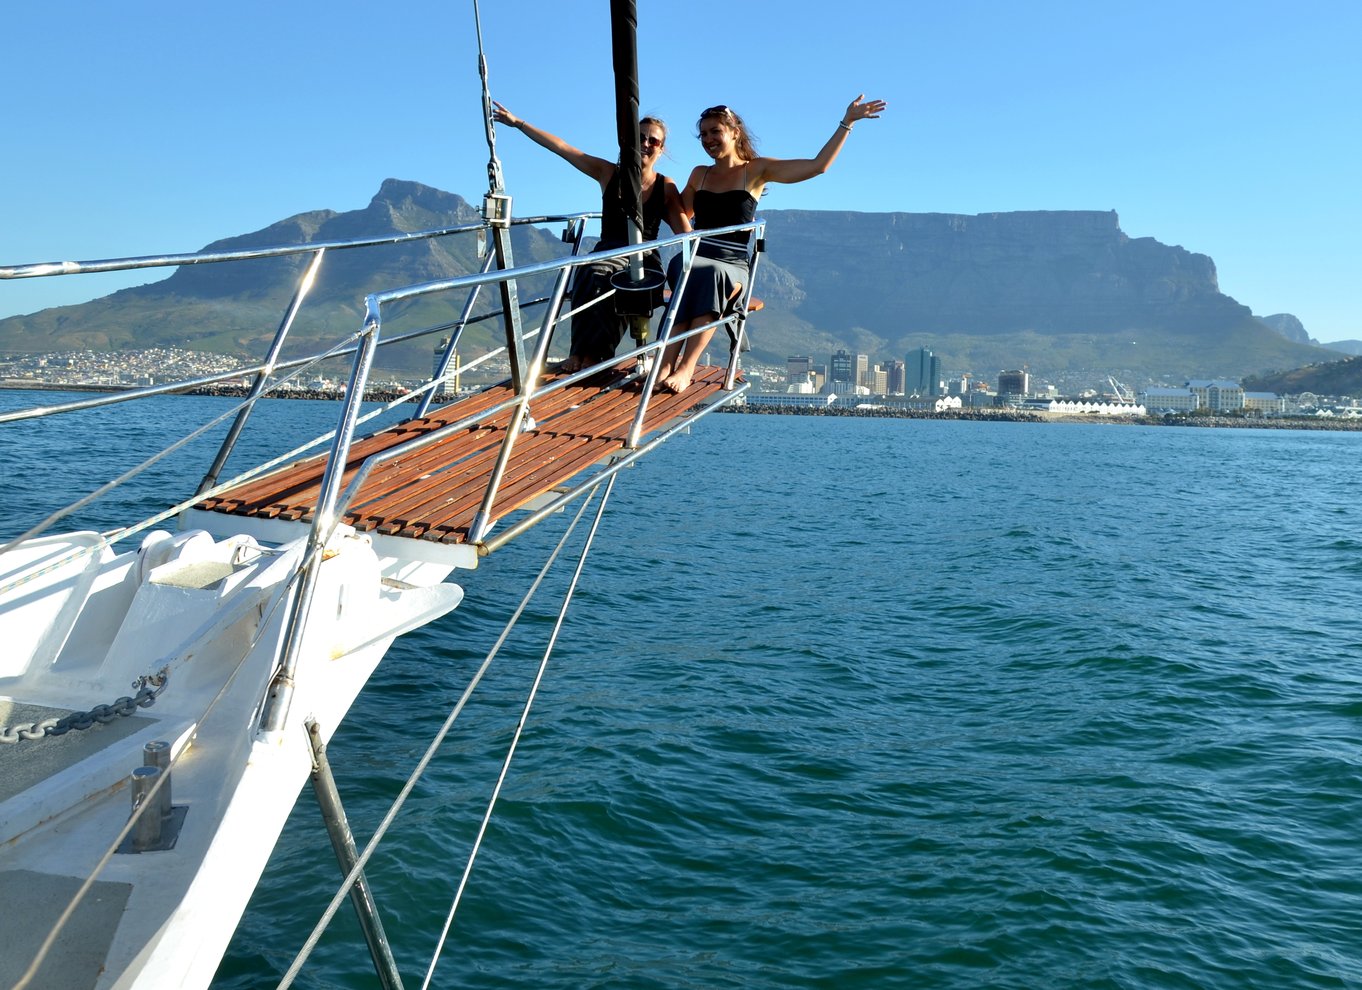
[0,524,462,990]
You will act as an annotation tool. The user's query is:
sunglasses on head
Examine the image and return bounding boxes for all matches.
[700,105,731,118]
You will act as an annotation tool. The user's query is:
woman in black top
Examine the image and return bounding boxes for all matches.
[661,95,887,394]
[493,102,690,373]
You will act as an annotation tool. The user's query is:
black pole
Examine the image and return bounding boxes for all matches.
[609,0,644,281]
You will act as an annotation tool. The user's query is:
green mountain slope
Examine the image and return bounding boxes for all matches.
[1,183,1341,382]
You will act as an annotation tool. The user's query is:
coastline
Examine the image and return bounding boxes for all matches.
[5,381,1360,432]
[718,402,1362,432]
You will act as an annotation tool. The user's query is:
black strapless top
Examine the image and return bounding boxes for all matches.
[694,188,757,246]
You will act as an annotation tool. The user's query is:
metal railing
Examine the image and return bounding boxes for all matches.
[1,207,767,962]
[1,211,763,565]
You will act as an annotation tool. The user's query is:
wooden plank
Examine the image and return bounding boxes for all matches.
[195,363,733,545]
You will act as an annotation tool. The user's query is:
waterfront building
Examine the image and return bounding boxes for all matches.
[1024,398,1147,417]
[1245,391,1287,414]
[998,369,1030,398]
[829,349,856,392]
[1187,379,1245,411]
[744,393,837,409]
[432,338,450,397]
[1140,383,1284,415]
[1141,386,1198,412]
[906,347,941,396]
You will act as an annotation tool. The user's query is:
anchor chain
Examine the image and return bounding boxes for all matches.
[0,670,168,744]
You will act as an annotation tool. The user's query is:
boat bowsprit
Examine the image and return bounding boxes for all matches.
[0,3,771,984]
[1,134,763,990]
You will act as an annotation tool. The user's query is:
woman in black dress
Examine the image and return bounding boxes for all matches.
[661,95,887,393]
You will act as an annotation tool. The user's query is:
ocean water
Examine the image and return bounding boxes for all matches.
[3,393,1361,989]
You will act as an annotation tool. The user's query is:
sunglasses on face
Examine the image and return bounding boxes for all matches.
[641,136,663,147]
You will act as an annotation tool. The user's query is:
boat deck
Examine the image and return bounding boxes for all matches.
[195,363,733,546]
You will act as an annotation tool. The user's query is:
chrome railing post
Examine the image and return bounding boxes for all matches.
[466,260,577,545]
[627,234,698,448]
[261,299,382,734]
[725,221,765,391]
[306,720,405,990]
[416,250,497,419]
[197,248,328,494]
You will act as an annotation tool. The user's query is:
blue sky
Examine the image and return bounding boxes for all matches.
[4,0,1359,343]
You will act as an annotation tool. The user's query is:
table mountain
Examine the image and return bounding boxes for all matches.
[749,208,1337,380]
[0,182,1342,381]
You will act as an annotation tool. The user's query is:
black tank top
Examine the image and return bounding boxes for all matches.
[694,166,757,247]
[598,169,667,249]
[693,188,757,246]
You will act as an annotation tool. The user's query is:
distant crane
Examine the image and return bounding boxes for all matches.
[1108,376,1134,403]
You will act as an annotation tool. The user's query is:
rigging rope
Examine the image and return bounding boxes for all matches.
[421,471,620,990]
[274,480,609,990]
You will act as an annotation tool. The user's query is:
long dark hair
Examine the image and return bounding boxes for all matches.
[697,105,758,161]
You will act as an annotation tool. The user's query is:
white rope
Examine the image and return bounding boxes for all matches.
[273,480,605,990]
[420,471,618,989]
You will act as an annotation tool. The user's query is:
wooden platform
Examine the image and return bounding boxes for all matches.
[195,364,734,546]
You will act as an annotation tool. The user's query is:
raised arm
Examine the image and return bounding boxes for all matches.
[754,94,886,186]
[492,101,617,187]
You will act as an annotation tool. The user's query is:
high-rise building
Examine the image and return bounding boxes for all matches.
[432,337,453,397]
[885,359,905,395]
[855,353,870,388]
[906,347,940,396]
[998,369,1030,397]
[830,349,856,391]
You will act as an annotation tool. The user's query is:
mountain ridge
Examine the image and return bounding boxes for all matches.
[1,180,1351,386]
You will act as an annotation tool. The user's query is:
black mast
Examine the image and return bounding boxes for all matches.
[607,0,664,352]
[609,0,644,282]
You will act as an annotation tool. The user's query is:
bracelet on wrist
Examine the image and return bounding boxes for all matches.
[838,121,853,132]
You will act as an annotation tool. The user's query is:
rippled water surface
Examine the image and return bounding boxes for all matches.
[4,393,1361,988]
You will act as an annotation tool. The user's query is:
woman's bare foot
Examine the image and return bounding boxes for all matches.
[555,354,585,374]
[660,367,694,394]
